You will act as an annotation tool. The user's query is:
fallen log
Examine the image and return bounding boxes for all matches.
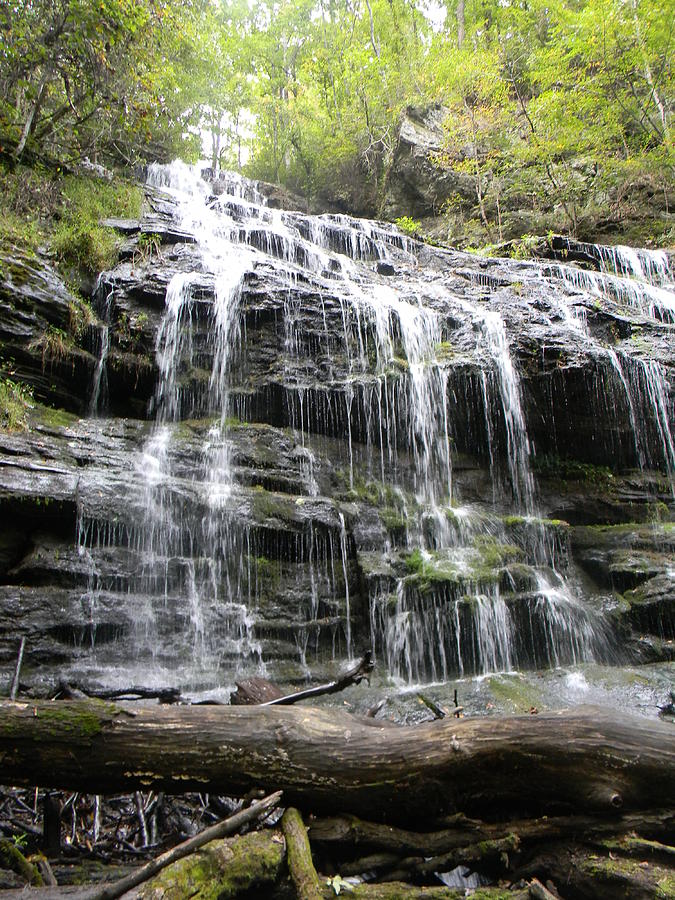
[262,651,374,706]
[0,701,673,825]
[308,809,675,856]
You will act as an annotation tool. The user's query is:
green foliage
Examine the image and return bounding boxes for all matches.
[0,162,142,277]
[68,299,96,339]
[395,216,421,236]
[0,163,55,251]
[1,0,672,241]
[533,454,615,484]
[51,222,119,276]
[431,0,673,241]
[51,175,142,275]
[0,0,208,166]
[0,378,33,431]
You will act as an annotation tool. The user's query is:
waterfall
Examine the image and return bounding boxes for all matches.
[73,161,672,697]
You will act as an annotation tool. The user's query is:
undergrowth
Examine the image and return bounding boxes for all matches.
[0,377,33,430]
[0,161,143,276]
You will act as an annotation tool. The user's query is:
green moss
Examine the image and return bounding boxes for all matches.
[0,377,33,430]
[0,162,143,278]
[533,454,614,485]
[583,854,647,879]
[487,674,544,712]
[404,548,461,589]
[31,700,118,742]
[472,535,524,570]
[435,341,455,362]
[0,839,42,885]
[252,555,280,588]
[31,403,78,429]
[381,507,407,533]
[138,831,284,899]
[335,471,413,511]
[251,490,296,523]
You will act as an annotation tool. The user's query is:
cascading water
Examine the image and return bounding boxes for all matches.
[72,162,673,703]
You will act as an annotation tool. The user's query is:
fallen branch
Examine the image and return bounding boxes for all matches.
[90,790,282,900]
[9,638,25,700]
[55,682,182,704]
[261,652,374,706]
[309,809,675,857]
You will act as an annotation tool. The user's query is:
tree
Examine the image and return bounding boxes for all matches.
[0,0,207,165]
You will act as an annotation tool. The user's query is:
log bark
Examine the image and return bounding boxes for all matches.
[0,701,673,825]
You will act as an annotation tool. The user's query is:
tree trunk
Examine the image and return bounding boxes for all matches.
[0,701,673,826]
[457,0,465,49]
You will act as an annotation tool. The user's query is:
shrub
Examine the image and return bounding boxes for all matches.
[395,215,421,237]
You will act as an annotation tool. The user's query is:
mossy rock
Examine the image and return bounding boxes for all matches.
[579,851,675,899]
[29,403,79,430]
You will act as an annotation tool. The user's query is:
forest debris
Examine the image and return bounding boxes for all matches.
[0,837,42,885]
[528,878,559,900]
[417,694,446,719]
[309,810,675,857]
[231,677,284,705]
[54,683,181,704]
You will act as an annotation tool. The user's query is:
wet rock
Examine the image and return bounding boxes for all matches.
[0,249,97,411]
[1,164,673,706]
[571,523,675,590]
[620,575,674,640]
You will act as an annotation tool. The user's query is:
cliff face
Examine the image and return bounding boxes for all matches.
[0,163,672,715]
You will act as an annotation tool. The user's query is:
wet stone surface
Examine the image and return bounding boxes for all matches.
[0,163,673,714]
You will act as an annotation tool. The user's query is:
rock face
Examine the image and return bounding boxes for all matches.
[0,162,672,712]
[379,104,475,223]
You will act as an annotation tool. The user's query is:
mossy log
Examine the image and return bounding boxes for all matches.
[282,807,323,900]
[135,829,286,899]
[518,840,675,900]
[0,700,673,825]
[0,838,42,885]
[309,809,675,856]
